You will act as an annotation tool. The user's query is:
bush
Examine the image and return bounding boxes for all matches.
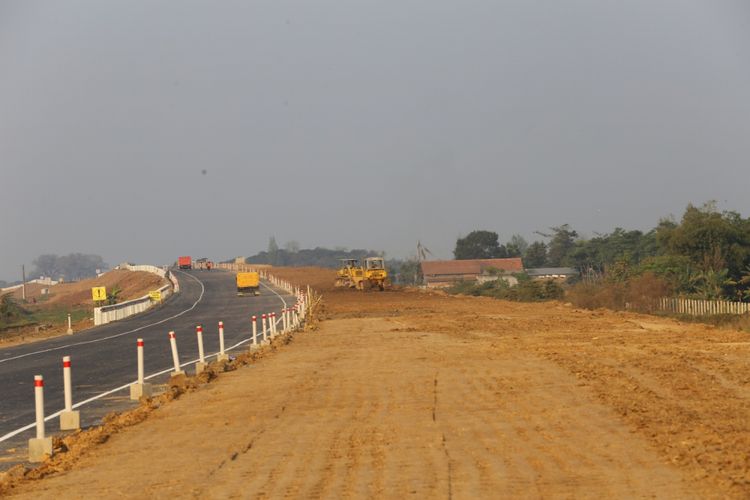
[0,293,30,329]
[566,281,627,310]
[448,277,564,302]
[567,272,671,311]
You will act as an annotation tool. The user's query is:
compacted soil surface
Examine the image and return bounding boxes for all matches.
[2,267,749,498]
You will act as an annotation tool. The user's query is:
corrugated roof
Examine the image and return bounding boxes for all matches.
[421,258,524,277]
[525,267,578,276]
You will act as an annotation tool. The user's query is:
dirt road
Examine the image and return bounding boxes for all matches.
[4,268,749,498]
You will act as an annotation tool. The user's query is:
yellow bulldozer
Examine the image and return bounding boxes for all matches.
[335,257,389,291]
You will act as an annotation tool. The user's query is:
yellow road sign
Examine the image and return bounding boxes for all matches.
[92,287,107,301]
[149,290,162,301]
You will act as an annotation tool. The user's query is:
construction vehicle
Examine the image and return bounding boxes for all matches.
[178,256,192,269]
[335,257,389,291]
[335,259,364,288]
[236,271,260,296]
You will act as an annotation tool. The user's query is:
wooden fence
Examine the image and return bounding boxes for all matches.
[659,297,750,316]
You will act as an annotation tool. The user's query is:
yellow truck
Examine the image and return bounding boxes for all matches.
[236,272,260,296]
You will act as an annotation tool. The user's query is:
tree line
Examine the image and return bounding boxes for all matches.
[30,253,108,282]
[455,202,750,301]
[245,237,382,269]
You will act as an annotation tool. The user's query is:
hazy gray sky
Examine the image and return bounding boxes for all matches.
[2,0,750,281]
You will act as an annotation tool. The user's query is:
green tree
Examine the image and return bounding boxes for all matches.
[454,230,507,260]
[0,293,28,324]
[32,253,106,281]
[538,225,578,267]
[506,234,528,258]
[659,203,749,279]
[388,259,422,285]
[523,241,547,268]
[267,236,280,266]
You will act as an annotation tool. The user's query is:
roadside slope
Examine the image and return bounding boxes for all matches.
[1,270,168,346]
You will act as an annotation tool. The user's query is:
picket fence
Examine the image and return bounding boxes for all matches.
[659,297,750,316]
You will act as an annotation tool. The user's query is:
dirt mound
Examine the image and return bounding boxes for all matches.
[9,270,166,309]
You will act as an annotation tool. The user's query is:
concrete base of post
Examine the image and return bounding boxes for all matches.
[66,328,73,335]
[216,354,229,362]
[28,437,53,462]
[195,362,208,375]
[129,382,153,400]
[59,410,80,431]
[170,369,184,378]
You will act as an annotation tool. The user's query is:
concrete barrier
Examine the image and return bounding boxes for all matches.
[94,264,175,326]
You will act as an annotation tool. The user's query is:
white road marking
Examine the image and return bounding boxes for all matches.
[0,271,205,365]
[0,278,292,445]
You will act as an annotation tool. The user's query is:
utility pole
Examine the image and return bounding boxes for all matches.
[21,264,26,302]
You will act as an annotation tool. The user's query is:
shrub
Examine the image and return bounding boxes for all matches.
[566,272,671,312]
[448,277,564,302]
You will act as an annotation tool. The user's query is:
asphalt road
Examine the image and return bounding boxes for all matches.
[0,269,294,464]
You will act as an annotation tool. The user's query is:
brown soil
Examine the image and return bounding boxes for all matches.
[3,267,749,498]
[7,270,166,308]
[0,270,168,347]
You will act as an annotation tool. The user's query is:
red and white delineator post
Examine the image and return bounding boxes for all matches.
[59,356,80,430]
[169,331,184,376]
[270,312,277,337]
[261,314,268,343]
[282,308,288,333]
[251,315,258,348]
[130,338,153,400]
[195,325,207,375]
[28,375,53,462]
[217,321,229,361]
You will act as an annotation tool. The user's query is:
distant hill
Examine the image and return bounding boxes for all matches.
[246,247,382,269]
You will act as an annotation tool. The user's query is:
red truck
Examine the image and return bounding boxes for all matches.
[178,256,192,269]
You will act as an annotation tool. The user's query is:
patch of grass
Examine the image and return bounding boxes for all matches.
[28,307,90,326]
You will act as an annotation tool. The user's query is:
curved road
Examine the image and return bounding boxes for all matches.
[0,269,294,465]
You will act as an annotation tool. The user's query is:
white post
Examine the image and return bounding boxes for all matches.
[282,308,288,332]
[137,339,144,384]
[63,356,72,411]
[252,315,258,346]
[217,321,228,361]
[195,325,207,374]
[271,312,277,336]
[169,331,183,375]
[262,314,268,342]
[130,338,152,400]
[67,313,73,335]
[34,376,45,439]
[196,325,205,364]
[28,374,53,461]
[60,357,80,430]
